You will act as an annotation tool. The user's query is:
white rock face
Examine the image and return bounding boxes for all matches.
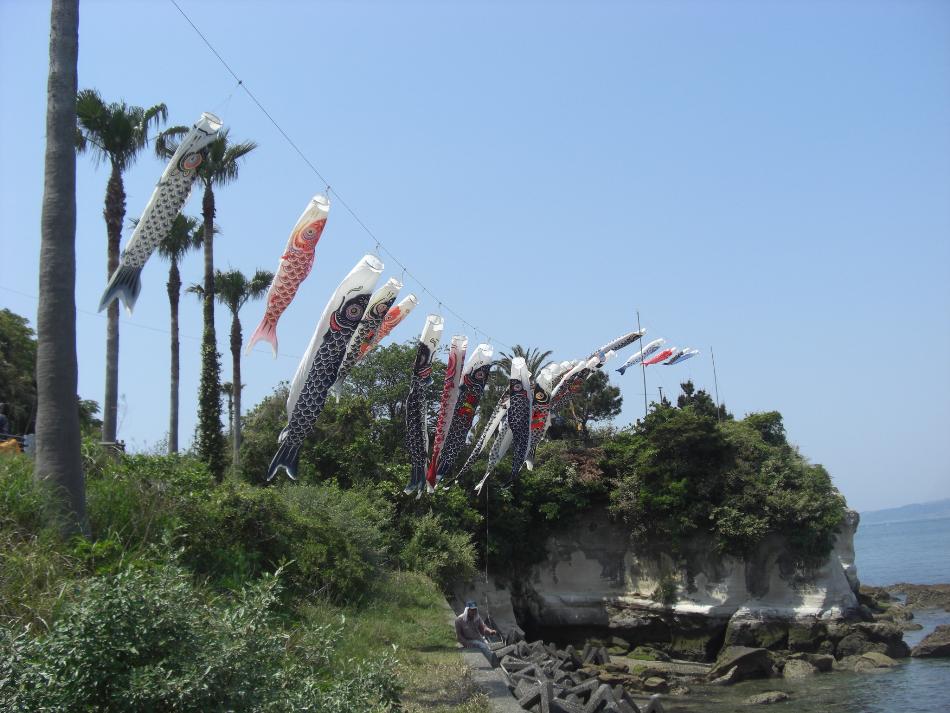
[455,508,861,632]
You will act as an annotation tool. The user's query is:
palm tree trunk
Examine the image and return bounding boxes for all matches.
[37,0,84,533]
[101,161,125,443]
[230,311,242,469]
[197,182,225,479]
[167,260,181,454]
[202,183,215,337]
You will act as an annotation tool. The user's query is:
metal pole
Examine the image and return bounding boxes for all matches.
[637,310,647,418]
[711,346,722,421]
[658,386,664,404]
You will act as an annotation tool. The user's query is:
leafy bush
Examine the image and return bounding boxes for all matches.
[179,482,390,600]
[608,395,847,563]
[0,563,401,712]
[482,440,610,574]
[399,512,476,590]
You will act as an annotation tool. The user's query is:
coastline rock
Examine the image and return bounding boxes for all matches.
[708,646,773,683]
[782,658,817,678]
[911,624,950,658]
[723,616,788,651]
[838,652,899,672]
[888,583,950,611]
[745,691,790,705]
[835,632,886,659]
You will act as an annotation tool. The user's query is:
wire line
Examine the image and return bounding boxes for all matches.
[167,0,511,351]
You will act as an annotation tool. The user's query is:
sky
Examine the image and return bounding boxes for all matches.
[1,0,948,513]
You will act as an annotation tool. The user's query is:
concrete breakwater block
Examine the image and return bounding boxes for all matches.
[497,637,665,713]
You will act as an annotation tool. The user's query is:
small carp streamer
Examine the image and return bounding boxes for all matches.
[588,329,644,359]
[475,357,533,493]
[455,391,508,480]
[328,277,403,400]
[404,315,444,494]
[265,254,384,481]
[99,112,222,313]
[358,294,419,359]
[434,344,494,482]
[666,348,699,365]
[616,338,665,375]
[426,335,467,491]
[247,194,331,356]
[643,346,677,366]
[525,361,567,471]
[505,357,533,483]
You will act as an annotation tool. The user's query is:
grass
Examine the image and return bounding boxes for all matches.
[301,570,489,713]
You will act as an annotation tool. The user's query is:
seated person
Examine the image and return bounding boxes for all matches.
[455,600,499,667]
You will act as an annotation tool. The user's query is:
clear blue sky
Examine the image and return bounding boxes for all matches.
[2,0,948,512]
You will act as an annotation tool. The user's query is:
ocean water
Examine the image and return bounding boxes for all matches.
[854,516,950,586]
[663,516,950,712]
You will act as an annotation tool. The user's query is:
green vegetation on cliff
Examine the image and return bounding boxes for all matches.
[1,336,846,709]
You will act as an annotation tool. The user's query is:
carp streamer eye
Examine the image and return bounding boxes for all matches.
[475,371,485,381]
[345,303,363,320]
[375,303,389,316]
[180,152,203,171]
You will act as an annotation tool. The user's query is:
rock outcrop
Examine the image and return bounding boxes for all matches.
[911,624,950,658]
[456,507,868,663]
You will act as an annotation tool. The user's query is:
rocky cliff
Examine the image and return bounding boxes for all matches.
[456,508,869,661]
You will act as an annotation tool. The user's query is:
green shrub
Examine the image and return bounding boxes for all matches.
[607,398,847,563]
[179,482,389,600]
[0,563,401,712]
[399,512,476,590]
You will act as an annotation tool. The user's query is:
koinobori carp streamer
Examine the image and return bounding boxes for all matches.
[265,254,383,481]
[329,277,403,400]
[616,338,665,375]
[99,112,222,313]
[427,335,467,491]
[404,315,444,494]
[247,194,331,356]
[434,344,494,481]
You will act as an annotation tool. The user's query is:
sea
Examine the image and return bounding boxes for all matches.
[664,516,950,712]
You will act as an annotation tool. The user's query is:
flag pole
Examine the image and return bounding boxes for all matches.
[637,310,647,418]
[711,345,722,421]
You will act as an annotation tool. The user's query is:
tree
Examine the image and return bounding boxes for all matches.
[676,380,730,421]
[476,344,552,443]
[0,309,38,434]
[157,128,256,480]
[36,0,84,532]
[213,268,272,469]
[564,370,622,441]
[76,90,167,445]
[156,215,203,454]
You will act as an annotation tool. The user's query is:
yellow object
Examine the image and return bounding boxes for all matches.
[0,438,21,455]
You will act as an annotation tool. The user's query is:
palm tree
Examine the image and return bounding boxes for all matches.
[220,381,234,439]
[214,268,273,469]
[36,0,84,532]
[156,215,203,454]
[76,89,167,445]
[157,128,256,480]
[497,345,554,379]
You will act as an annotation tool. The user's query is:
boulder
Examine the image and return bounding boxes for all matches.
[853,652,899,672]
[838,652,899,672]
[803,653,834,673]
[723,617,788,651]
[835,632,886,659]
[745,691,790,705]
[708,646,773,683]
[852,621,910,658]
[787,621,828,652]
[628,646,671,662]
[642,676,669,693]
[782,658,817,679]
[911,624,950,658]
